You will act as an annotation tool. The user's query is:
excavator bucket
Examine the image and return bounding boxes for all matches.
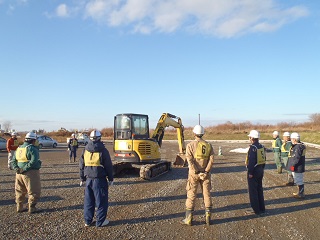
[173,154,187,167]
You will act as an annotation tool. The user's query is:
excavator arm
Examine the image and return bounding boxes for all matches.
[150,113,187,167]
[151,113,186,155]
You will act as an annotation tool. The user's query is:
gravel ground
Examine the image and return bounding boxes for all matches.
[0,141,320,240]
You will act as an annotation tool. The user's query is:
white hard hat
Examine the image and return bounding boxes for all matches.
[71,133,75,137]
[248,130,260,139]
[11,132,17,136]
[290,132,300,139]
[283,132,290,137]
[193,125,205,135]
[272,131,279,136]
[25,132,37,140]
[90,130,102,140]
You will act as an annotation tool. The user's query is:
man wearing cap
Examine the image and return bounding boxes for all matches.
[246,130,266,216]
[281,132,294,186]
[181,125,214,226]
[287,132,306,199]
[7,132,19,170]
[272,131,283,173]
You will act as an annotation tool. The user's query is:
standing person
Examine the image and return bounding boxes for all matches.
[272,131,283,173]
[68,133,79,163]
[287,132,306,199]
[181,125,214,226]
[245,130,266,216]
[281,132,294,186]
[7,132,19,170]
[79,130,114,227]
[11,132,42,213]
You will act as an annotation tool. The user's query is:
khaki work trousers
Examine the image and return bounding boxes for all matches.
[15,169,41,205]
[185,173,212,210]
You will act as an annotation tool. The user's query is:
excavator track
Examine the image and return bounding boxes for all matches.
[112,160,171,180]
[139,160,172,180]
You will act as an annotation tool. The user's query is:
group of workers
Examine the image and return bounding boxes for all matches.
[5,126,306,227]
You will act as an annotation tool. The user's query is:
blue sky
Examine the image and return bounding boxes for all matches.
[1,0,319,132]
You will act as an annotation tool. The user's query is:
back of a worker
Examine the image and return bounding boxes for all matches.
[181,125,214,226]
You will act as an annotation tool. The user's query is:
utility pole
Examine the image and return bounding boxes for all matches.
[198,114,200,124]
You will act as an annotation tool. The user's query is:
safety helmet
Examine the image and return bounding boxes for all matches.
[25,132,37,140]
[71,133,75,137]
[283,132,290,137]
[90,130,102,141]
[193,125,205,135]
[290,132,300,139]
[11,132,17,136]
[272,131,279,136]
[248,130,260,139]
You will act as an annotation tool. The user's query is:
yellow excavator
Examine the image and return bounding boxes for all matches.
[113,113,186,180]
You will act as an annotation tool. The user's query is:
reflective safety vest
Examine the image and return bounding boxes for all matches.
[281,141,292,154]
[272,139,279,148]
[245,145,266,166]
[288,143,306,158]
[195,141,211,159]
[13,139,19,146]
[84,150,102,167]
[16,146,29,162]
[72,139,78,146]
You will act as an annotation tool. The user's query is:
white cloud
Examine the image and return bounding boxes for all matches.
[56,4,69,18]
[72,0,309,37]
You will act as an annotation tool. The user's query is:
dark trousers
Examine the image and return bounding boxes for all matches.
[84,178,109,226]
[69,149,77,160]
[247,165,265,214]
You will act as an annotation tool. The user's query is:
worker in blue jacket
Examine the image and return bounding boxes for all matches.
[245,130,266,216]
[79,130,114,227]
[286,132,306,199]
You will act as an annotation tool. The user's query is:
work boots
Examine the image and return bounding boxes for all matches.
[293,185,305,199]
[181,209,193,226]
[16,203,27,213]
[285,172,295,186]
[205,208,212,226]
[28,203,40,214]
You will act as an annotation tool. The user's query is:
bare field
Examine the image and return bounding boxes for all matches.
[0,141,320,240]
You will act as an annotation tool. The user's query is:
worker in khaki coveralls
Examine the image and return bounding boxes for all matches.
[181,125,214,226]
[12,132,41,214]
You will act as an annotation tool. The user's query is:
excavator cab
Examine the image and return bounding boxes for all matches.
[114,113,161,164]
[114,114,149,140]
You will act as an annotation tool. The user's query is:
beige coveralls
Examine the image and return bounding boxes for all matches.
[185,138,214,210]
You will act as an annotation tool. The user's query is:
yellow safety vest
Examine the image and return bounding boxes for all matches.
[72,139,78,146]
[288,144,306,157]
[13,139,19,146]
[195,141,211,159]
[16,147,29,163]
[272,139,279,148]
[84,150,102,167]
[245,145,266,166]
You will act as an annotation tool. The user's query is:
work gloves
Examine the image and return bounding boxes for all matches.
[198,172,207,180]
[15,168,25,174]
[80,181,85,187]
